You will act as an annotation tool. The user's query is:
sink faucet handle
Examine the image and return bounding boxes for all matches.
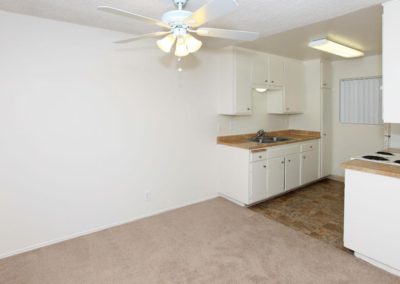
[256,129,265,138]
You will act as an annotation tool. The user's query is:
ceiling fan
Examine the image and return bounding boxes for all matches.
[98,0,260,57]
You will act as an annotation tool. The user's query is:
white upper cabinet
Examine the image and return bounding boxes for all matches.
[284,59,305,113]
[383,0,400,123]
[266,58,305,114]
[218,47,254,116]
[251,53,284,86]
[218,48,305,116]
[269,55,285,86]
[251,52,269,85]
[320,61,332,89]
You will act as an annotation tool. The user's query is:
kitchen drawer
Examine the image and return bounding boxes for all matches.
[266,145,301,159]
[250,150,267,162]
[301,140,319,152]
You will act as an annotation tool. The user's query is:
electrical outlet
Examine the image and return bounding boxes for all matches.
[145,191,152,201]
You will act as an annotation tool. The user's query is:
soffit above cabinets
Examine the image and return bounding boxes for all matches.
[240,5,383,61]
[0,0,386,49]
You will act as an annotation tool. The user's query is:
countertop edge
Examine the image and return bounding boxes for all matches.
[341,160,400,179]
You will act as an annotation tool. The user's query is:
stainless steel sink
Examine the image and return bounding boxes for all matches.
[250,137,291,144]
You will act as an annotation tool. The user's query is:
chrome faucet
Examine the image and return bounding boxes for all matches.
[256,129,265,139]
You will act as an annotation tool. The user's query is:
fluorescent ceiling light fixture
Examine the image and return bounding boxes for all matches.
[255,88,267,93]
[308,39,364,58]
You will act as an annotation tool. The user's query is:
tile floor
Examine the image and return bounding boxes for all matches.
[250,179,349,251]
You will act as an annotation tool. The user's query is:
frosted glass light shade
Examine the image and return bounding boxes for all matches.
[157,34,176,53]
[185,34,202,53]
[308,39,364,58]
[175,37,189,57]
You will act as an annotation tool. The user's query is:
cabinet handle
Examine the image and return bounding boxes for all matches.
[310,146,313,149]
[271,80,275,83]
[286,107,290,111]
[303,156,306,159]
[323,133,327,136]
[259,156,262,159]
[288,159,291,163]
[247,107,251,111]
[263,165,267,168]
[281,161,285,164]
[265,80,268,83]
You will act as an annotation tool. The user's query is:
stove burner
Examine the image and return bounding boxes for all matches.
[362,155,389,161]
[376,151,394,156]
[394,160,400,164]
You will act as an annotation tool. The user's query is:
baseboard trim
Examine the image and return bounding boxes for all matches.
[0,194,218,260]
[327,175,345,182]
[355,252,400,276]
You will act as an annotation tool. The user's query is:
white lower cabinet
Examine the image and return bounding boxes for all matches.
[266,157,285,197]
[285,153,301,190]
[300,143,320,185]
[249,160,268,203]
[217,139,321,206]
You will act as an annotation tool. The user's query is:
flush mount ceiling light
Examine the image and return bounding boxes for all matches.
[308,39,364,58]
[98,0,259,57]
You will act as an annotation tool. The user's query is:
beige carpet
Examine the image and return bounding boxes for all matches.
[0,198,399,284]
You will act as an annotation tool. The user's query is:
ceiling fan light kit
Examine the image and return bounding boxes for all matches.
[98,0,259,57]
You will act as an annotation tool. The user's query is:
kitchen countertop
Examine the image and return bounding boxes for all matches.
[217,130,321,150]
[341,149,400,179]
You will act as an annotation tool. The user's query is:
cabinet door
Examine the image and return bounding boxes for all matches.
[284,59,305,113]
[321,89,332,177]
[285,154,301,191]
[301,150,319,185]
[249,161,267,203]
[235,48,254,114]
[269,55,284,86]
[321,61,332,89]
[266,157,285,197]
[251,52,268,85]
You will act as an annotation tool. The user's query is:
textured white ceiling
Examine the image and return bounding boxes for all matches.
[0,0,387,38]
[241,5,383,60]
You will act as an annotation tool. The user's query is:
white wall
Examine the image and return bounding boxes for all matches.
[389,124,400,147]
[331,55,384,176]
[0,11,223,258]
[217,91,289,135]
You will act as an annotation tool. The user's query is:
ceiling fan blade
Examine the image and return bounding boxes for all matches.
[195,28,259,41]
[115,31,171,44]
[98,6,170,29]
[184,0,239,28]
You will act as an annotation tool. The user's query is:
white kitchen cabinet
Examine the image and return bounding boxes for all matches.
[321,89,332,177]
[269,55,285,86]
[217,140,320,206]
[249,160,268,203]
[301,148,319,185]
[218,47,254,115]
[321,61,332,89]
[266,156,285,197]
[285,153,301,190]
[266,59,305,114]
[383,0,400,123]
[251,52,269,85]
[251,53,284,86]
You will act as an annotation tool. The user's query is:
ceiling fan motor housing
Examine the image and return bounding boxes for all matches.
[162,10,192,26]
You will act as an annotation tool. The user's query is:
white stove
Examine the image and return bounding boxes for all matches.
[352,151,400,166]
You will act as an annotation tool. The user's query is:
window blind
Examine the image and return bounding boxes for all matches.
[340,76,383,125]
